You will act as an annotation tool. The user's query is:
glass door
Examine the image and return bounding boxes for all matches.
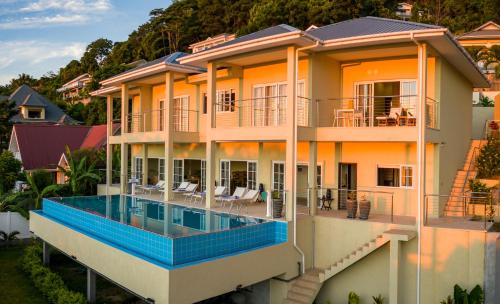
[174,96,189,131]
[200,160,206,191]
[173,159,184,188]
[272,161,285,193]
[220,160,230,194]
[338,163,357,209]
[355,83,372,126]
[247,161,257,190]
[134,157,143,184]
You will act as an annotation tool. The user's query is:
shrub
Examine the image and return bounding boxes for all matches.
[476,136,500,178]
[0,151,22,194]
[21,243,86,304]
[440,284,484,304]
[348,291,360,304]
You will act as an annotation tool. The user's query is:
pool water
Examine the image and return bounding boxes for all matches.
[50,195,267,238]
[41,195,287,267]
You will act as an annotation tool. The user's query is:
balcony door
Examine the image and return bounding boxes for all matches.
[272,161,285,193]
[338,163,357,209]
[173,96,189,132]
[253,83,286,126]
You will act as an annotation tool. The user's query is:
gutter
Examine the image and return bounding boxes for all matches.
[293,38,321,275]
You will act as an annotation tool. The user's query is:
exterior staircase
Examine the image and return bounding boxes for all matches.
[444,140,484,217]
[283,234,389,304]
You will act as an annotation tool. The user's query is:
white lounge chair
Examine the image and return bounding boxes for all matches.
[191,186,227,205]
[182,183,199,202]
[233,189,260,213]
[218,187,247,208]
[173,181,190,193]
[137,180,165,195]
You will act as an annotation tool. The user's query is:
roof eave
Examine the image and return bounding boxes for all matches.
[179,31,312,66]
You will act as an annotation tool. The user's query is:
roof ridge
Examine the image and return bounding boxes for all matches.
[363,16,442,29]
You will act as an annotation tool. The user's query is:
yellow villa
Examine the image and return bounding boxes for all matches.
[30,17,499,304]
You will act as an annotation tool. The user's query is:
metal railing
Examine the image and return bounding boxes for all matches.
[424,191,499,230]
[125,108,199,133]
[307,187,395,222]
[315,95,439,129]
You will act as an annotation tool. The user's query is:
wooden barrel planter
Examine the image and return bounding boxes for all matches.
[346,199,357,219]
[358,197,371,220]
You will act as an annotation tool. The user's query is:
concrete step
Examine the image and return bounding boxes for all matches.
[291,285,317,297]
[295,278,320,290]
[286,291,311,303]
[283,299,308,304]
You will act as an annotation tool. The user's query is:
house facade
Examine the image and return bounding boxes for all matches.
[30,17,498,304]
[57,73,93,104]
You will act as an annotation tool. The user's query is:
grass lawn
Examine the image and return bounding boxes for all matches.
[0,245,47,304]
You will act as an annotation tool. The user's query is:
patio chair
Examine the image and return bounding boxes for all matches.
[191,186,227,205]
[182,183,199,202]
[375,107,400,126]
[137,180,165,195]
[233,189,260,213]
[218,187,248,209]
[173,181,190,193]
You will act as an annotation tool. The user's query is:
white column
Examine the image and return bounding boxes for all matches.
[164,72,175,201]
[121,84,129,134]
[205,62,217,208]
[285,46,297,221]
[141,144,148,186]
[120,84,129,194]
[416,42,427,304]
[389,240,402,304]
[42,241,50,265]
[309,141,318,215]
[106,95,113,188]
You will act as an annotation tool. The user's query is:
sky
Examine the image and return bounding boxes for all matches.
[0,0,171,85]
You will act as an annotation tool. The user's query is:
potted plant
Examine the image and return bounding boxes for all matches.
[346,192,357,219]
[358,194,371,220]
[272,190,284,218]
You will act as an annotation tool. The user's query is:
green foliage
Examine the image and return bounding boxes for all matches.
[0,97,16,150]
[479,95,494,107]
[21,244,86,304]
[58,147,102,196]
[468,179,493,193]
[348,291,360,304]
[0,230,19,243]
[453,284,484,304]
[440,295,453,304]
[372,294,385,304]
[476,136,500,178]
[0,151,22,194]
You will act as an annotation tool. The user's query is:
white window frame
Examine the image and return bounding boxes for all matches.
[158,158,165,181]
[376,164,414,189]
[216,89,236,113]
[134,157,143,184]
[220,160,231,194]
[173,95,189,132]
[272,161,286,192]
[173,158,184,188]
[247,161,258,190]
[252,82,287,126]
[201,160,206,191]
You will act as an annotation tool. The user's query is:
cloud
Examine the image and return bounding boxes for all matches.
[0,40,86,84]
[20,0,111,13]
[0,14,89,29]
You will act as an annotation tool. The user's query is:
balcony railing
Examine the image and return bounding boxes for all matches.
[213,96,314,128]
[315,95,439,129]
[125,108,198,133]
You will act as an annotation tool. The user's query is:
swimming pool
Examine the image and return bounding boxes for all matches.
[40,195,287,267]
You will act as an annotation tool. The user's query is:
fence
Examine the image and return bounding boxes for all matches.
[0,212,32,239]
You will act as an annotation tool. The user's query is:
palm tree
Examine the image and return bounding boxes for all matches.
[0,230,20,242]
[0,193,30,218]
[58,147,101,195]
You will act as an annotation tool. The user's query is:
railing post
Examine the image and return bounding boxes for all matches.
[391,194,394,223]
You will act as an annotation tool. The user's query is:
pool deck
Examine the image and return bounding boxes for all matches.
[135,192,491,230]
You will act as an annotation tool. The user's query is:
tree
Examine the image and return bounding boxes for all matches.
[0,151,22,194]
[58,147,101,195]
[80,38,113,74]
[0,98,16,151]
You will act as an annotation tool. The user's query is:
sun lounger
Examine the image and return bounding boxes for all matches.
[191,186,227,205]
[181,183,199,202]
[233,189,260,213]
[218,187,248,209]
[137,180,165,195]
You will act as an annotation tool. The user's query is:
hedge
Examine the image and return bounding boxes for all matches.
[21,243,87,304]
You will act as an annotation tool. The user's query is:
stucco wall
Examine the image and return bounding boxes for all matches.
[472,107,494,139]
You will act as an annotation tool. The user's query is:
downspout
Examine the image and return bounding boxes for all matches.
[293,39,320,275]
[410,31,425,304]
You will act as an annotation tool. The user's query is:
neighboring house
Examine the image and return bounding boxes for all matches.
[189,33,236,53]
[395,2,413,20]
[57,73,92,104]
[7,84,77,124]
[31,17,498,304]
[8,124,118,182]
[56,123,120,184]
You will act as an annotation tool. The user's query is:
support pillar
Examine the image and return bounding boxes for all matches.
[164,71,174,201]
[106,95,113,189]
[87,268,96,304]
[308,141,318,215]
[205,61,217,208]
[389,240,401,304]
[42,241,50,265]
[205,141,216,208]
[120,143,128,194]
[285,46,297,221]
[141,144,148,186]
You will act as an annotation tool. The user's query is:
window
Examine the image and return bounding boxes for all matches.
[220,160,230,194]
[27,109,42,119]
[272,161,285,192]
[247,161,257,190]
[159,100,165,131]
[173,159,184,188]
[253,83,287,126]
[377,165,414,188]
[173,96,189,132]
[158,158,165,181]
[216,89,235,112]
[135,157,143,184]
[202,94,207,114]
